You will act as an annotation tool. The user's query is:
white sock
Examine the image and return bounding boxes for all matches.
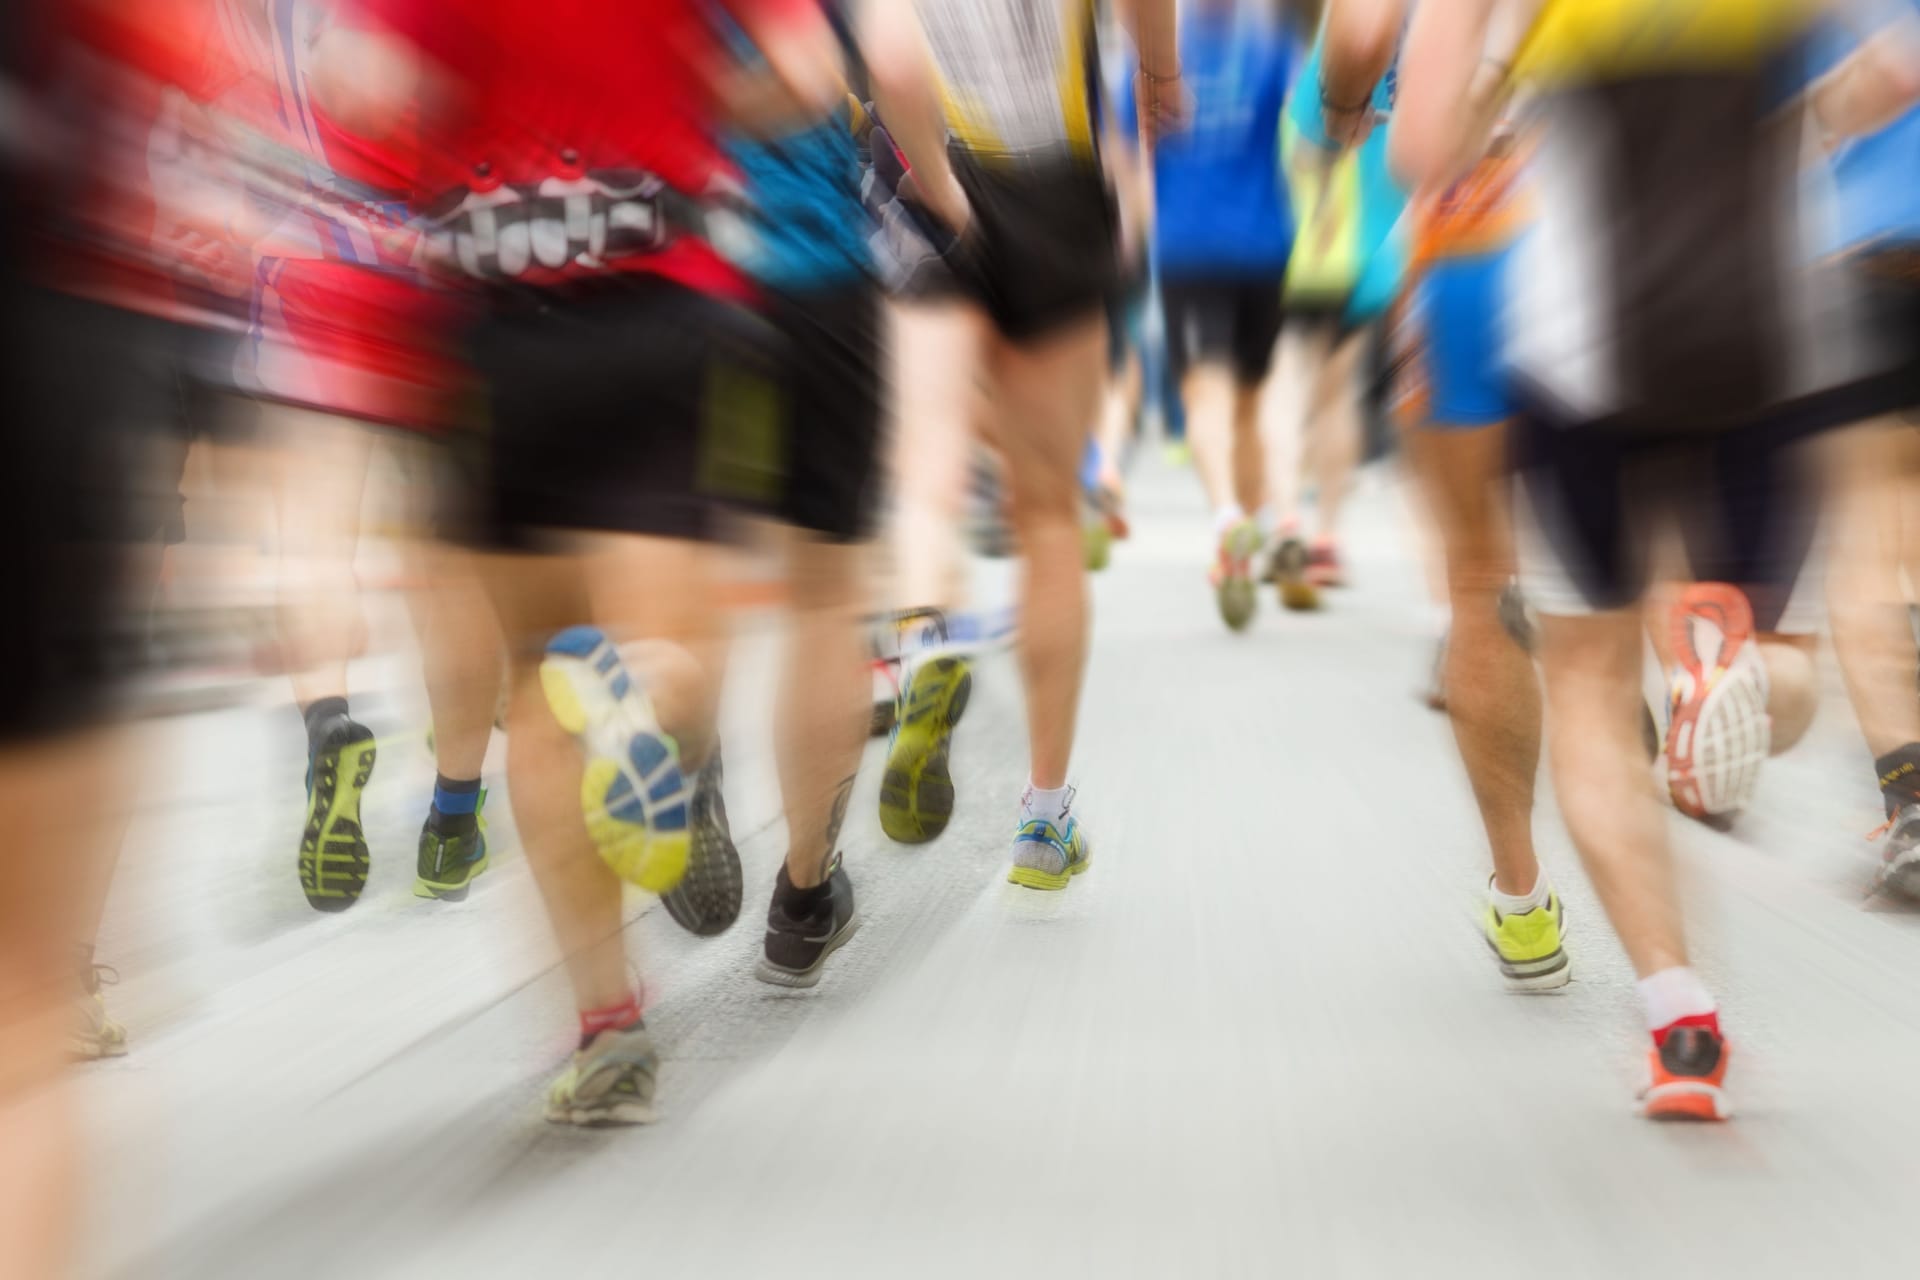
[1021,781,1075,826]
[1488,873,1550,915]
[1212,504,1248,539]
[1636,966,1717,1036]
[1254,504,1281,542]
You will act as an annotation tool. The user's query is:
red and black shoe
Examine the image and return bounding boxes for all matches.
[1640,1017,1732,1121]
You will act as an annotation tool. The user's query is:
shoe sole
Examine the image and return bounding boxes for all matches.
[1643,1081,1732,1121]
[1271,539,1320,612]
[755,911,862,989]
[541,628,690,894]
[1667,585,1767,819]
[1215,524,1261,631]
[414,852,491,901]
[300,737,377,913]
[879,658,971,844]
[1499,953,1572,992]
[546,1101,659,1127]
[1007,856,1091,891]
[661,771,743,937]
[1885,852,1920,902]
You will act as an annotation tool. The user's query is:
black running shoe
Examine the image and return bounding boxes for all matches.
[661,752,743,936]
[755,854,858,988]
[1877,804,1920,902]
[415,796,490,902]
[300,716,377,912]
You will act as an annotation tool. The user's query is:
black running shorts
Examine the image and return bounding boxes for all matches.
[761,280,885,542]
[909,147,1119,342]
[1159,275,1286,388]
[449,278,780,549]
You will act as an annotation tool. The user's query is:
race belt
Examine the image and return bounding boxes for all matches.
[419,170,752,280]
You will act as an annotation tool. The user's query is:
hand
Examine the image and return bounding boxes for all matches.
[1135,69,1187,145]
[898,169,972,240]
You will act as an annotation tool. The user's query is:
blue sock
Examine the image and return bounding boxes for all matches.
[429,775,482,833]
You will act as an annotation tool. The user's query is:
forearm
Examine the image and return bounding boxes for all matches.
[856,1,967,227]
[1117,0,1178,77]
[1321,0,1409,111]
[1809,22,1920,145]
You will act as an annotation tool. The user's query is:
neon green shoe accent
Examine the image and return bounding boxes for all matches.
[878,656,971,844]
[300,734,378,912]
[540,664,590,734]
[1007,814,1091,891]
[580,757,691,892]
[1006,857,1091,891]
[1483,892,1571,990]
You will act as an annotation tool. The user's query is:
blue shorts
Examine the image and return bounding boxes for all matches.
[1413,245,1513,428]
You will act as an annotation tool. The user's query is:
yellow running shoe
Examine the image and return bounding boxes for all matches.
[540,627,690,894]
[878,654,972,844]
[1483,889,1571,991]
[1007,802,1091,891]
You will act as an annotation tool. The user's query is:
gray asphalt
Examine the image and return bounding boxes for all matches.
[79,457,1920,1279]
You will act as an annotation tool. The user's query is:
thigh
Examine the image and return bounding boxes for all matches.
[1683,429,1821,634]
[1159,280,1236,388]
[986,315,1108,510]
[1515,417,1649,616]
[773,284,886,542]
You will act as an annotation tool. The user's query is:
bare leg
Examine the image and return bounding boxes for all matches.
[778,536,870,889]
[1827,419,1920,759]
[889,302,989,614]
[273,409,373,708]
[1231,384,1268,517]
[1260,326,1326,528]
[1540,610,1689,977]
[1757,635,1818,753]
[1094,349,1142,503]
[988,316,1106,789]
[1182,365,1241,514]
[1413,425,1541,894]
[404,538,503,782]
[1309,329,1368,541]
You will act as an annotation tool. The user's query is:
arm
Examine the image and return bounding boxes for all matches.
[1117,0,1182,141]
[1320,0,1408,146]
[855,0,969,231]
[1389,0,1539,192]
[1808,17,1920,146]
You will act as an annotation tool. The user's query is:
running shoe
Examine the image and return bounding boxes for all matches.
[1007,804,1091,891]
[1084,507,1114,572]
[756,853,859,988]
[1211,519,1262,631]
[1665,583,1770,820]
[1482,889,1571,991]
[546,1021,660,1126]
[1305,537,1346,589]
[1874,803,1920,901]
[72,959,126,1061]
[299,715,377,912]
[869,659,899,738]
[1269,536,1320,611]
[1639,1025,1732,1121]
[660,753,743,936]
[539,627,691,894]
[414,792,490,902]
[878,654,971,844]
[1164,440,1191,468]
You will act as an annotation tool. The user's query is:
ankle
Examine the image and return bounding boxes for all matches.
[578,992,642,1047]
[1637,966,1718,1045]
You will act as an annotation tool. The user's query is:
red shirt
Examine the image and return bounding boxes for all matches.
[362,0,817,297]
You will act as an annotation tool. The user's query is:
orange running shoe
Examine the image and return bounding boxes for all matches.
[1640,1021,1732,1121]
[1665,583,1769,820]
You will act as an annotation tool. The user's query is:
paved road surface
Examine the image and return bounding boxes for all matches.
[80,458,1920,1279]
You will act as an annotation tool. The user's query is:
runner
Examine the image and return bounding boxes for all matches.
[867,0,1179,885]
[1395,0,1898,1120]
[330,0,848,1124]
[1122,0,1296,631]
[1273,1,1409,607]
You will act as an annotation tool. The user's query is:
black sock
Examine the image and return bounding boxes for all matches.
[427,774,482,835]
[773,864,830,917]
[1877,744,1920,818]
[302,697,350,752]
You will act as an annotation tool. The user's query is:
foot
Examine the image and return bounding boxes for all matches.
[1268,536,1320,612]
[414,794,490,902]
[1665,583,1770,820]
[300,715,377,912]
[1482,889,1571,991]
[878,654,971,844]
[1007,809,1091,891]
[540,626,691,893]
[1305,537,1345,589]
[1210,519,1262,632]
[73,961,127,1061]
[1874,803,1920,901]
[546,1022,660,1126]
[756,854,859,988]
[1639,1025,1732,1121]
[660,752,743,936]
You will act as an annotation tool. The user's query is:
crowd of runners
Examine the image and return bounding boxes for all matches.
[8,0,1920,1270]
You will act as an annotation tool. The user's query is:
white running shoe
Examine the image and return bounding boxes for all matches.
[1665,584,1771,820]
